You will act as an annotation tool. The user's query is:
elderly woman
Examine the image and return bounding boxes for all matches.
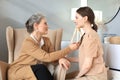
[8,13,79,80]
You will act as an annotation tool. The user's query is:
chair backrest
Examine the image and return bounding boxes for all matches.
[6,26,63,63]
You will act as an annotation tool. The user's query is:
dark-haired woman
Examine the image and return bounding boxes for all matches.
[8,13,79,80]
[65,6,108,80]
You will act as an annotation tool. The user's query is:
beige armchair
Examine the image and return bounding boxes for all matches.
[0,61,8,80]
[0,26,66,80]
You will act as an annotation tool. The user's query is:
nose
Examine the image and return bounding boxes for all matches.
[73,20,77,25]
[73,19,76,23]
[46,25,49,29]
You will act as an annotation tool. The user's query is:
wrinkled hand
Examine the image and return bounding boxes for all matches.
[75,73,80,79]
[59,58,71,70]
[69,42,80,51]
[75,74,80,79]
[75,72,83,78]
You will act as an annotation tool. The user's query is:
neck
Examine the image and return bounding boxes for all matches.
[83,23,92,34]
[31,31,42,42]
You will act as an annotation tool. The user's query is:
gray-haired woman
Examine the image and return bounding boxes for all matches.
[8,13,80,80]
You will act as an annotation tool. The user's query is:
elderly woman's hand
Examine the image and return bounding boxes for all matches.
[59,58,71,70]
[69,42,80,51]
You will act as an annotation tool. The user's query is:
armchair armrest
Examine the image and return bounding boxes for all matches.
[54,65,67,80]
[6,26,14,63]
[0,61,9,80]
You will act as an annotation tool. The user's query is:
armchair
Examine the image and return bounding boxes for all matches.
[0,61,8,80]
[0,26,66,80]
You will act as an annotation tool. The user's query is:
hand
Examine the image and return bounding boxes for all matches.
[69,42,80,51]
[59,58,71,70]
[75,73,81,78]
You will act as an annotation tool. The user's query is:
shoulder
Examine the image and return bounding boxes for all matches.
[84,30,99,44]
[22,36,38,48]
[86,30,98,39]
[24,36,35,44]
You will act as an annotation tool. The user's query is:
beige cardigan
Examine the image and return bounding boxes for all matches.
[8,36,71,80]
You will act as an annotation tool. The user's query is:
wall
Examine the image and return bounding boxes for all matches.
[105,9,120,35]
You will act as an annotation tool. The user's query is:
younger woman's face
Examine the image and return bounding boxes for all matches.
[34,18,48,35]
[74,12,85,29]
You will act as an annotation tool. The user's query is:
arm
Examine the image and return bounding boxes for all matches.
[76,35,98,77]
[47,38,55,53]
[59,58,71,70]
[58,56,79,70]
[76,57,93,77]
[21,37,79,62]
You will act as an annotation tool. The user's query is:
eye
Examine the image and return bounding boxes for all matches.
[75,16,78,19]
[44,22,47,25]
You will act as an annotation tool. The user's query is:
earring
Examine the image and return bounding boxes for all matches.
[91,24,93,27]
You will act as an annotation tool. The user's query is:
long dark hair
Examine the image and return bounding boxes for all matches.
[76,6,98,32]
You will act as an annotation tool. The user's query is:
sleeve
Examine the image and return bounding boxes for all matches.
[22,39,71,62]
[41,37,55,53]
[84,35,98,58]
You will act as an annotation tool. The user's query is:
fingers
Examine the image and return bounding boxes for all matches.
[73,42,80,50]
[59,58,71,70]
[61,62,69,70]
[61,60,70,70]
[76,42,80,48]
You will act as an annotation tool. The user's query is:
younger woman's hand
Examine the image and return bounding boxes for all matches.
[59,58,71,70]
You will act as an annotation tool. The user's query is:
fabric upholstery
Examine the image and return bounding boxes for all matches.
[54,65,67,80]
[0,61,8,80]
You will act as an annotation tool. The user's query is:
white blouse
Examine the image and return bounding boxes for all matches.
[30,34,44,47]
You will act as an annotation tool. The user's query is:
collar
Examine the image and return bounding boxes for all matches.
[30,34,44,47]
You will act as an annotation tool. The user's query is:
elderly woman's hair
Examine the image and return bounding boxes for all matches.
[25,13,45,33]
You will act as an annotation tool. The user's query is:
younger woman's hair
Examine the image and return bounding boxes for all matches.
[76,6,98,32]
[25,13,45,33]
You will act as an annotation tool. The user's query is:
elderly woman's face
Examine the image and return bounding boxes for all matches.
[35,18,48,35]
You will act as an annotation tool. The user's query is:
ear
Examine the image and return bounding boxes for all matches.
[83,16,88,22]
[33,23,38,30]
